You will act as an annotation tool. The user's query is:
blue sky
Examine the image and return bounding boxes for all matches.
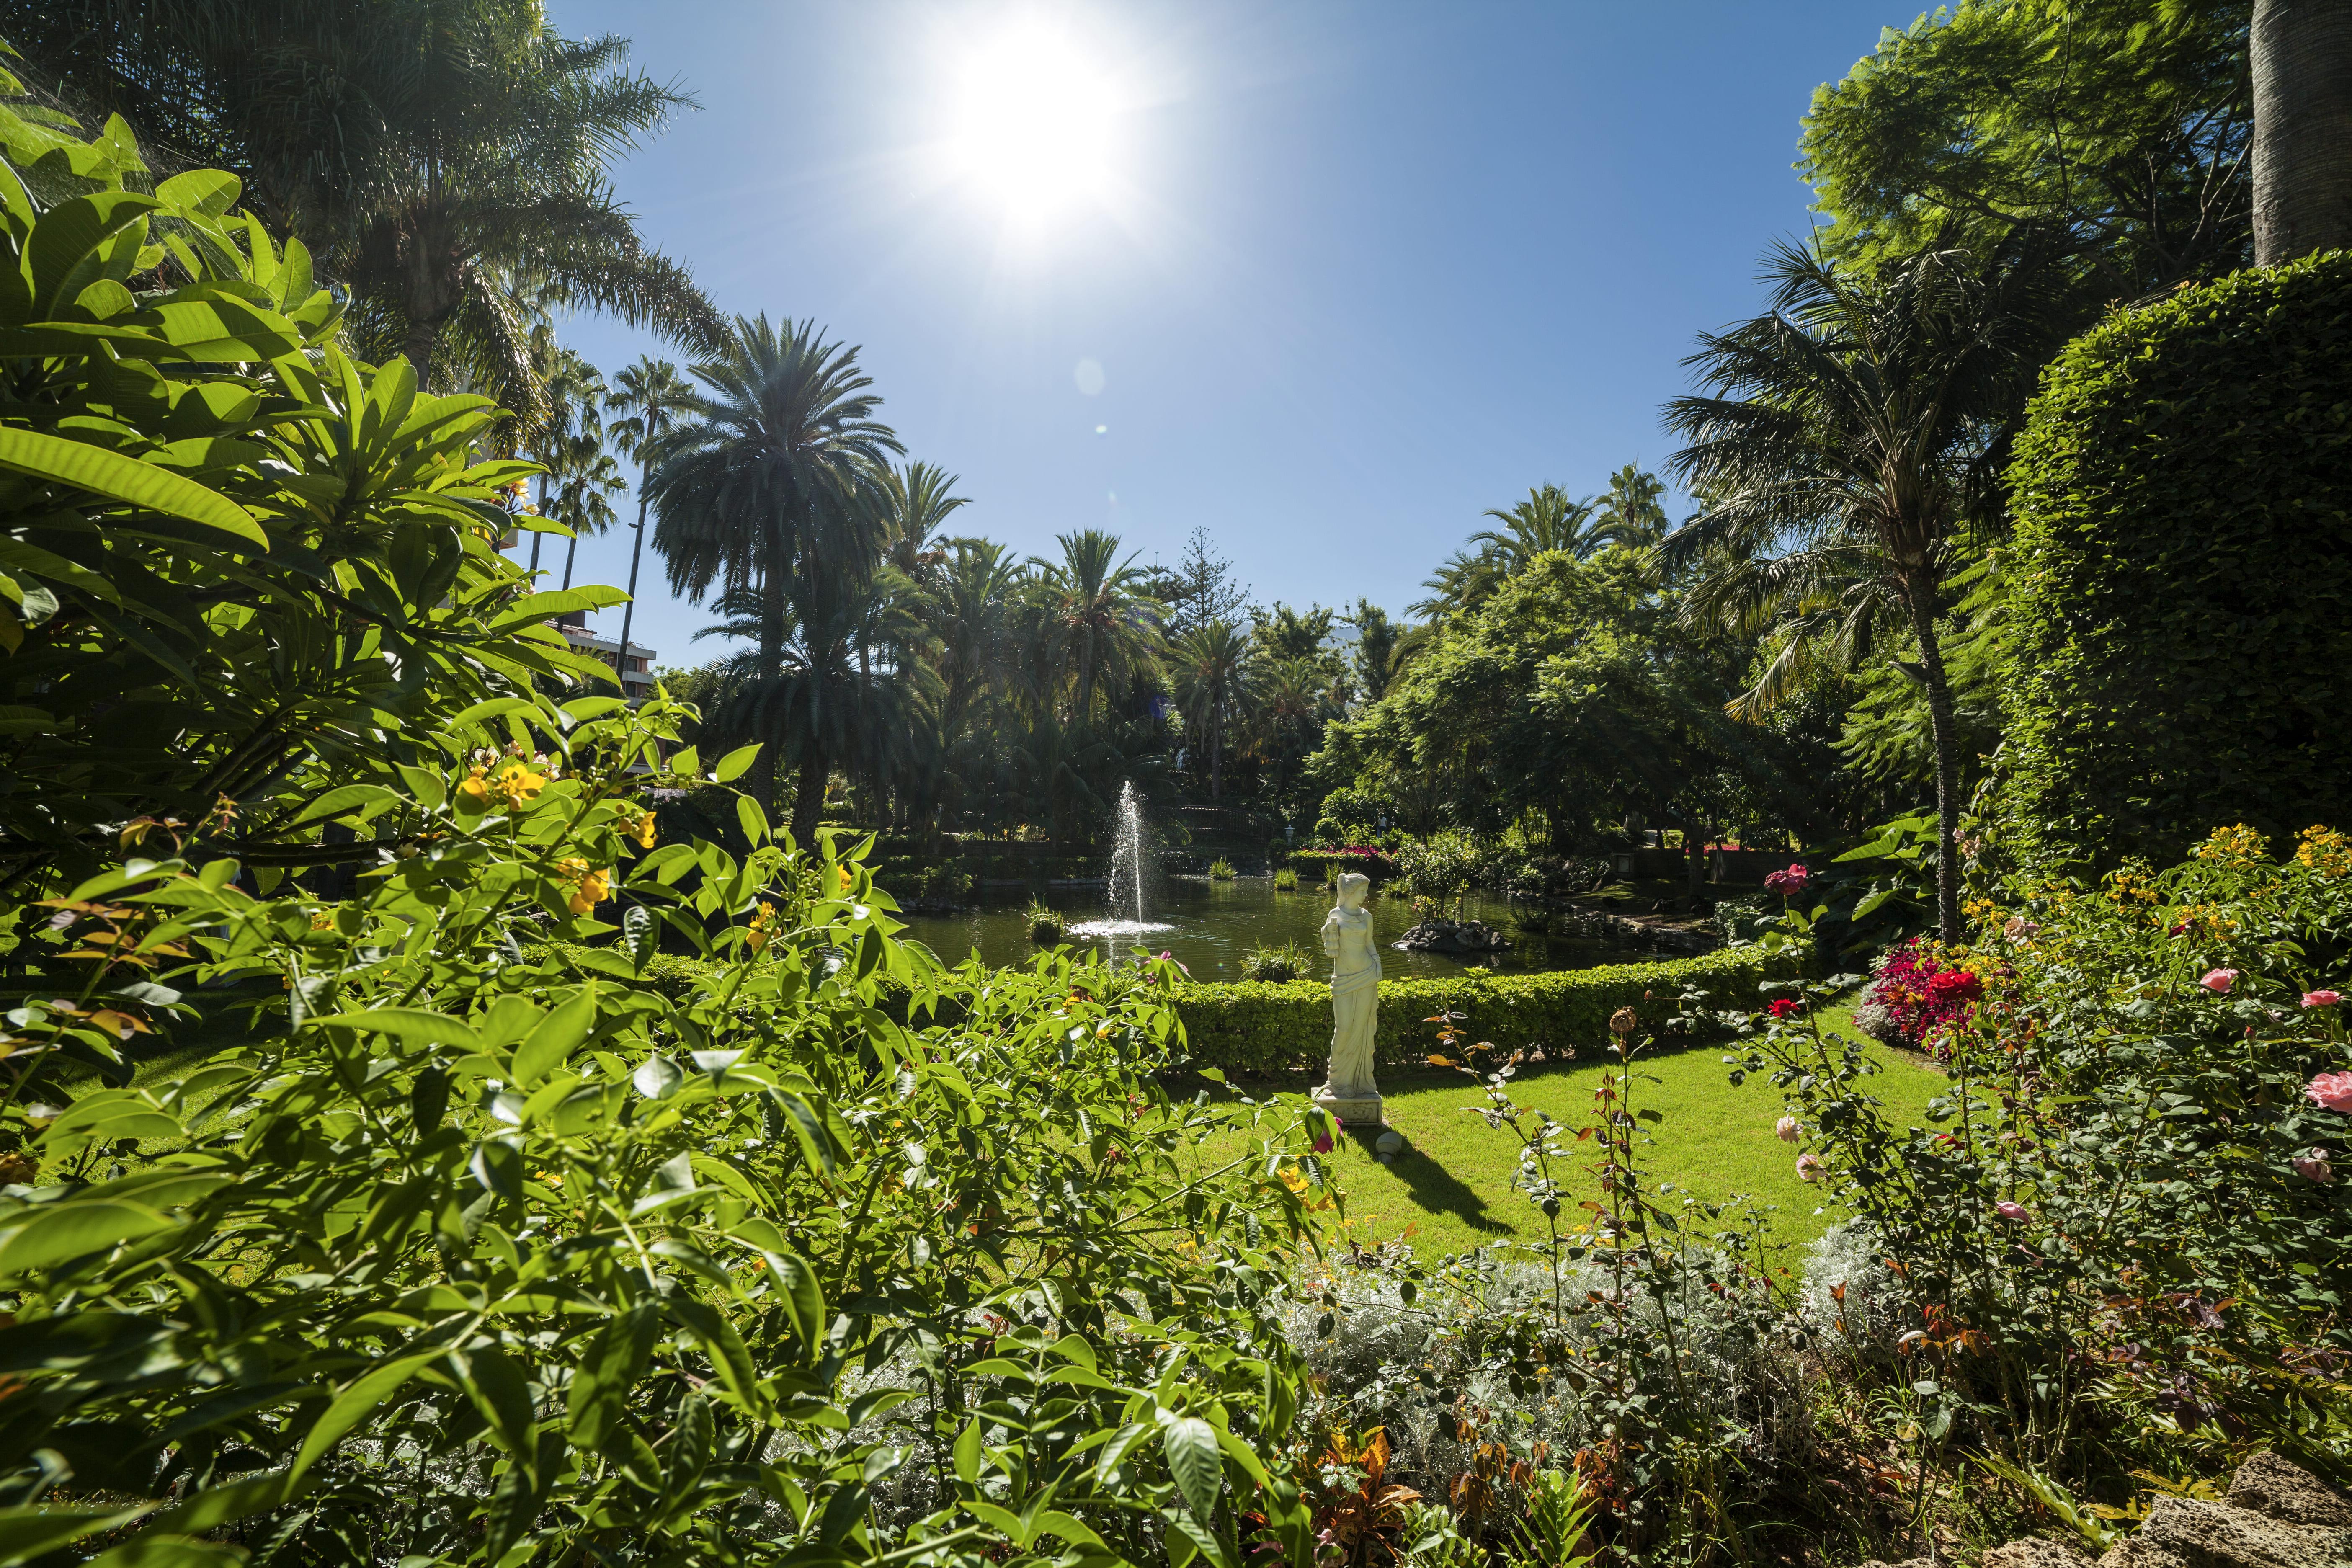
[546,0,1896,666]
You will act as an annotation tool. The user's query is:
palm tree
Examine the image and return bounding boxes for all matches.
[517,345,605,576]
[1411,482,1655,620]
[876,461,971,586]
[1026,530,1163,720]
[1167,619,1252,799]
[522,354,622,591]
[1593,464,1673,553]
[547,434,624,592]
[2252,0,2352,264]
[606,356,693,700]
[647,315,902,834]
[25,1,727,391]
[1662,239,2064,942]
[691,570,939,847]
[931,539,1021,738]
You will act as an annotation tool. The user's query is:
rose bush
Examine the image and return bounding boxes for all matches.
[1732,823,2352,1487]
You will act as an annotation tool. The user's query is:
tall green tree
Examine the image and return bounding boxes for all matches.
[648,315,902,832]
[1662,240,2066,942]
[1027,529,1162,720]
[606,355,693,695]
[1168,619,1252,799]
[1799,0,2252,297]
[14,0,728,389]
[1347,598,1403,704]
[690,569,939,847]
[876,460,970,585]
[1411,481,1656,620]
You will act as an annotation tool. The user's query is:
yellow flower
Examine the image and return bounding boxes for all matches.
[2298,826,2352,878]
[627,808,658,849]
[746,900,779,954]
[555,857,609,914]
[488,759,548,810]
[2195,824,2269,865]
[457,763,490,805]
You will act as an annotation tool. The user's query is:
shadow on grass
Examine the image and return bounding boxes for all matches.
[1344,1126,1512,1238]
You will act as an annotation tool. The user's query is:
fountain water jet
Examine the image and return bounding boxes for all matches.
[1070,780,1172,955]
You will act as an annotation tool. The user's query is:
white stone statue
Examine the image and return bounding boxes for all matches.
[1315,872,1383,1126]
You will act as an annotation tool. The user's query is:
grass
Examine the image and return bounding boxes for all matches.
[1207,997,1944,1263]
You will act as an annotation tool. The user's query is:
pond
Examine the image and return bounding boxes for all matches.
[893,876,1675,980]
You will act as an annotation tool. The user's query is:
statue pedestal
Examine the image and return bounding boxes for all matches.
[1312,1088,1383,1128]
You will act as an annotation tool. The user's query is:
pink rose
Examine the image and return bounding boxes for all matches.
[2293,1148,2334,1183]
[1763,864,1812,896]
[1795,1153,1823,1183]
[2199,968,2239,994]
[2304,990,2342,1009]
[1774,1116,1801,1143]
[2306,1071,2352,1112]
[1995,1200,2029,1222]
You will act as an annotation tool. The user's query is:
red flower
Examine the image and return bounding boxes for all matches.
[1766,998,1802,1019]
[1925,969,1983,1005]
[1763,864,1812,896]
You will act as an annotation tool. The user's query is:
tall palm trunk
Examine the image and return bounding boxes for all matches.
[1905,581,1965,945]
[2253,0,2352,265]
[615,490,650,704]
[755,566,786,818]
[792,745,828,852]
[1210,694,1223,799]
[400,318,441,386]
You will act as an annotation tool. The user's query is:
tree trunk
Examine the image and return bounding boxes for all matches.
[1685,815,1706,903]
[753,568,785,818]
[615,491,649,704]
[400,317,440,386]
[791,745,828,853]
[1209,707,1223,799]
[2253,0,2352,265]
[1906,585,1966,946]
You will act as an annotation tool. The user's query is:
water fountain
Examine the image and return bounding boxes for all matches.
[1069,780,1172,959]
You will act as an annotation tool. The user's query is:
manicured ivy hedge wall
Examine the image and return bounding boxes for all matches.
[1167,942,1801,1076]
[2001,250,2352,869]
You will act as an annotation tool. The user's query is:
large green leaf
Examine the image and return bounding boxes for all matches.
[0,1200,180,1276]
[0,427,262,545]
[1157,1412,1224,1521]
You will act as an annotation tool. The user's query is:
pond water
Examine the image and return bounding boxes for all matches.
[893,876,1673,980]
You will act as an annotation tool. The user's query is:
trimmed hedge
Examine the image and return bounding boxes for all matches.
[1169,943,1803,1076]
[2001,250,2352,869]
[546,939,1800,1077]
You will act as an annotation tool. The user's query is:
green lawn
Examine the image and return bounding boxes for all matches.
[1214,1000,1946,1263]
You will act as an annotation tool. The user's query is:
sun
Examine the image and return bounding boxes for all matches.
[948,25,1117,216]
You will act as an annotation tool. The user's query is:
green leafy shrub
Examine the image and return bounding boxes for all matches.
[0,74,611,896]
[1174,943,1800,1075]
[0,696,1332,1565]
[1209,859,1237,881]
[2001,250,2352,870]
[1273,867,1301,891]
[1240,941,1311,982]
